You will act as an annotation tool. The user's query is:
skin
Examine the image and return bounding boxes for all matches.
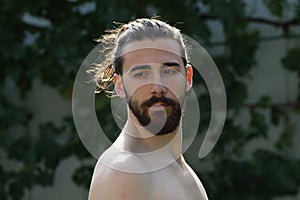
[89,38,208,200]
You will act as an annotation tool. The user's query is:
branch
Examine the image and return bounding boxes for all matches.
[245,17,299,28]
[244,101,300,109]
[199,14,300,32]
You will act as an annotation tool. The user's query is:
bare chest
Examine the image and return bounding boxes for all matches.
[146,164,207,200]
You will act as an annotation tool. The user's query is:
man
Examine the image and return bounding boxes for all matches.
[89,18,208,200]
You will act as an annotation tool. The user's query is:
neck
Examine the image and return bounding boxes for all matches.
[114,116,183,165]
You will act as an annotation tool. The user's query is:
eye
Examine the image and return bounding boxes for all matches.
[162,69,178,75]
[134,71,148,78]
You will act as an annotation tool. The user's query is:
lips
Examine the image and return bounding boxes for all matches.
[149,102,170,112]
[142,96,176,108]
[153,102,168,107]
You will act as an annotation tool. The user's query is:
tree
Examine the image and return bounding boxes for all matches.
[0,0,300,199]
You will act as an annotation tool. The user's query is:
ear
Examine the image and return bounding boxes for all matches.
[113,74,126,98]
[185,64,193,92]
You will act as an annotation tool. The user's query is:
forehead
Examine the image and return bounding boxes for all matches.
[121,39,184,70]
[121,38,182,55]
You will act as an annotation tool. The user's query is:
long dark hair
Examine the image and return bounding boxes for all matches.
[91,18,188,97]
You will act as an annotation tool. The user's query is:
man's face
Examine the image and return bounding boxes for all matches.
[115,39,192,136]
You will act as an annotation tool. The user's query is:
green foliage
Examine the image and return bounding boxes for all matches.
[263,0,287,17]
[72,165,94,189]
[204,149,300,199]
[208,0,247,31]
[1,0,300,199]
[282,47,300,74]
[282,47,300,100]
[1,119,87,199]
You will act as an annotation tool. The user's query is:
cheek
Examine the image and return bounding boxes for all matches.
[124,83,150,102]
[122,76,142,95]
[164,78,186,93]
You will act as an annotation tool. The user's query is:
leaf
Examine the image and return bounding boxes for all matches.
[227,29,259,77]
[257,95,272,108]
[295,2,300,21]
[248,109,269,139]
[275,122,295,152]
[271,106,284,126]
[8,181,24,200]
[8,135,36,164]
[282,47,300,74]
[208,0,246,30]
[72,165,94,188]
[263,0,285,17]
[227,81,248,110]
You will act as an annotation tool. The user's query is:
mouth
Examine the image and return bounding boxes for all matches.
[152,102,168,107]
[141,96,176,110]
[149,102,170,112]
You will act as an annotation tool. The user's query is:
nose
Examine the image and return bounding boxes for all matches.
[150,83,166,97]
[149,69,166,97]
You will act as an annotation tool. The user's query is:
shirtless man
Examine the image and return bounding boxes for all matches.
[88,18,208,200]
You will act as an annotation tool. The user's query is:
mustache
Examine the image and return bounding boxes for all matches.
[141,96,177,108]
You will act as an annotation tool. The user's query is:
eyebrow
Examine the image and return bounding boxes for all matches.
[129,65,151,73]
[161,62,181,68]
[129,62,181,73]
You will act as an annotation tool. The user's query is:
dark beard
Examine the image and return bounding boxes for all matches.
[128,95,182,136]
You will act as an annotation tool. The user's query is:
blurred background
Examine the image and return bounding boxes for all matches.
[1,0,300,199]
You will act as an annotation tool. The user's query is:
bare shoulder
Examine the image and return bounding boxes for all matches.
[184,162,209,200]
[88,146,151,200]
